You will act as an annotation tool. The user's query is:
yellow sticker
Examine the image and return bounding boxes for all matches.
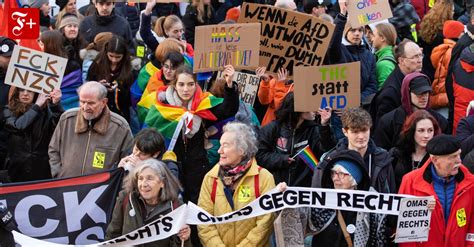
[456,208,467,227]
[428,0,434,8]
[238,185,251,202]
[136,46,145,58]
[92,151,106,169]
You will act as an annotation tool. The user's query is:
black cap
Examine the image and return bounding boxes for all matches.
[0,37,17,57]
[55,0,68,11]
[426,134,461,156]
[410,76,432,95]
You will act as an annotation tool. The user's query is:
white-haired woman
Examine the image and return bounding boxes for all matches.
[106,159,191,246]
[198,122,276,246]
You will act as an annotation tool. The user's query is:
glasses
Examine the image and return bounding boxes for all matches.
[331,170,350,179]
[404,53,424,60]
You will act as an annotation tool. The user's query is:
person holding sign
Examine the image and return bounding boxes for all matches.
[106,159,191,246]
[398,134,474,247]
[198,122,275,246]
[182,0,217,47]
[256,92,335,187]
[3,88,63,182]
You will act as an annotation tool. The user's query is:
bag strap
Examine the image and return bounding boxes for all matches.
[211,177,218,203]
[337,210,353,247]
[211,166,263,203]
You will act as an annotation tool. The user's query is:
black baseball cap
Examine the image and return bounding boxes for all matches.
[410,76,432,95]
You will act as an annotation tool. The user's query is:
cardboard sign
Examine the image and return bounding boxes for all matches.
[238,3,335,77]
[395,197,434,243]
[194,23,261,73]
[294,62,361,111]
[5,45,67,94]
[217,71,260,105]
[347,0,393,28]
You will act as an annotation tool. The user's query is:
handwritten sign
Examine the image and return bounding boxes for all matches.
[217,71,260,105]
[4,45,67,94]
[194,23,261,73]
[294,62,360,111]
[395,197,433,243]
[347,0,392,28]
[238,3,335,77]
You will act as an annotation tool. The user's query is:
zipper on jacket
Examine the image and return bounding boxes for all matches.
[443,181,448,225]
[81,121,93,175]
[288,129,296,185]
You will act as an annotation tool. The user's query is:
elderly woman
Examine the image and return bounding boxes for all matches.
[198,122,275,246]
[278,150,390,246]
[106,159,191,246]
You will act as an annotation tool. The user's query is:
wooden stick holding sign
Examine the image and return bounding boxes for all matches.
[294,62,360,112]
[4,45,67,94]
[238,3,335,77]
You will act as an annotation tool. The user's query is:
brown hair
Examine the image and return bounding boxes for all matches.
[209,78,226,97]
[85,32,113,51]
[192,0,213,23]
[419,0,454,44]
[375,22,397,46]
[40,30,67,58]
[172,65,196,87]
[154,15,183,37]
[394,38,415,62]
[397,110,441,153]
[341,108,372,131]
[8,88,37,117]
[154,38,185,63]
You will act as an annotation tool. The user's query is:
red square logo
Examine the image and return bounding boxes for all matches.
[8,8,40,40]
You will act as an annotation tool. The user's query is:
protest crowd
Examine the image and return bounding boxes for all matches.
[1,0,474,245]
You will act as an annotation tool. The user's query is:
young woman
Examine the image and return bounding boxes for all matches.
[3,88,63,182]
[87,35,136,122]
[182,0,217,46]
[372,22,398,89]
[389,110,441,189]
[142,64,239,204]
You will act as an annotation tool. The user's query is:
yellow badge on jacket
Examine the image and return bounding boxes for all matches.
[456,208,467,227]
[238,185,251,202]
[92,151,106,169]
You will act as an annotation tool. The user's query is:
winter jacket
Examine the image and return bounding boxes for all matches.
[312,138,396,193]
[328,14,378,105]
[256,120,335,187]
[48,107,134,178]
[398,159,474,247]
[106,190,190,247]
[451,46,474,133]
[419,33,444,81]
[257,78,292,127]
[197,159,275,247]
[3,103,63,182]
[182,5,217,47]
[80,9,133,46]
[278,150,390,247]
[411,0,430,30]
[389,147,429,190]
[0,70,10,163]
[114,3,140,37]
[375,45,396,89]
[374,72,449,150]
[430,39,456,108]
[457,115,474,172]
[388,1,419,42]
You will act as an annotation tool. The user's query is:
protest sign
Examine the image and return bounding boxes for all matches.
[238,3,335,77]
[294,62,360,111]
[347,0,393,28]
[216,71,260,105]
[194,23,261,73]
[4,45,67,94]
[1,169,123,245]
[395,197,434,243]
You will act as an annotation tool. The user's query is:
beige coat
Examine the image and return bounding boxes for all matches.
[48,107,133,178]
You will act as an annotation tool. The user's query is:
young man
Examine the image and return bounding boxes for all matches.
[312,108,396,193]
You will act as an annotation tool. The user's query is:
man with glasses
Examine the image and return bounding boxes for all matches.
[371,39,424,126]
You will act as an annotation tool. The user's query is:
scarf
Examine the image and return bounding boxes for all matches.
[218,158,252,187]
[94,9,116,26]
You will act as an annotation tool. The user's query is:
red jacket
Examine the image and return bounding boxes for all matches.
[398,159,474,247]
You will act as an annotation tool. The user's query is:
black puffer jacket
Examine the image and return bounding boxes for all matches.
[256,120,336,187]
[312,138,396,193]
[3,103,63,182]
[456,115,474,173]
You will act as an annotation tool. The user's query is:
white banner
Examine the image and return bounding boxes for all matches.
[395,196,434,243]
[14,187,415,246]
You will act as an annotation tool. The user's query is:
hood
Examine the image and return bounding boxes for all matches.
[460,45,474,73]
[79,49,99,61]
[320,149,371,191]
[400,72,431,115]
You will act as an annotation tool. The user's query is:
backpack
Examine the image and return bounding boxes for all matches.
[210,167,263,203]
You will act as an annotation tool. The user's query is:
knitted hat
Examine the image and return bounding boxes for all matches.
[55,0,68,11]
[58,13,79,30]
[225,7,241,22]
[426,134,461,156]
[333,160,363,184]
[443,20,465,39]
[0,37,17,57]
[27,0,48,8]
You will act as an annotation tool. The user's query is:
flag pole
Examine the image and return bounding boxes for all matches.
[291,145,309,159]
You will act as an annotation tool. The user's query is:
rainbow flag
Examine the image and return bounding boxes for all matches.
[293,145,319,171]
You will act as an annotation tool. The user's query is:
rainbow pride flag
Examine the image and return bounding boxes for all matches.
[292,145,319,171]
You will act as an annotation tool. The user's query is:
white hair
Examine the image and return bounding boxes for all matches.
[332,164,358,187]
[222,122,258,161]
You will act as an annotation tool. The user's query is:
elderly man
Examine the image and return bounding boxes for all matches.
[49,81,133,178]
[399,134,474,247]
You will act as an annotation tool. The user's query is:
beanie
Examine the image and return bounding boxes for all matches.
[58,14,79,30]
[426,134,461,156]
[333,160,363,184]
[225,7,241,22]
[55,0,68,11]
[27,0,48,8]
[443,20,465,39]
